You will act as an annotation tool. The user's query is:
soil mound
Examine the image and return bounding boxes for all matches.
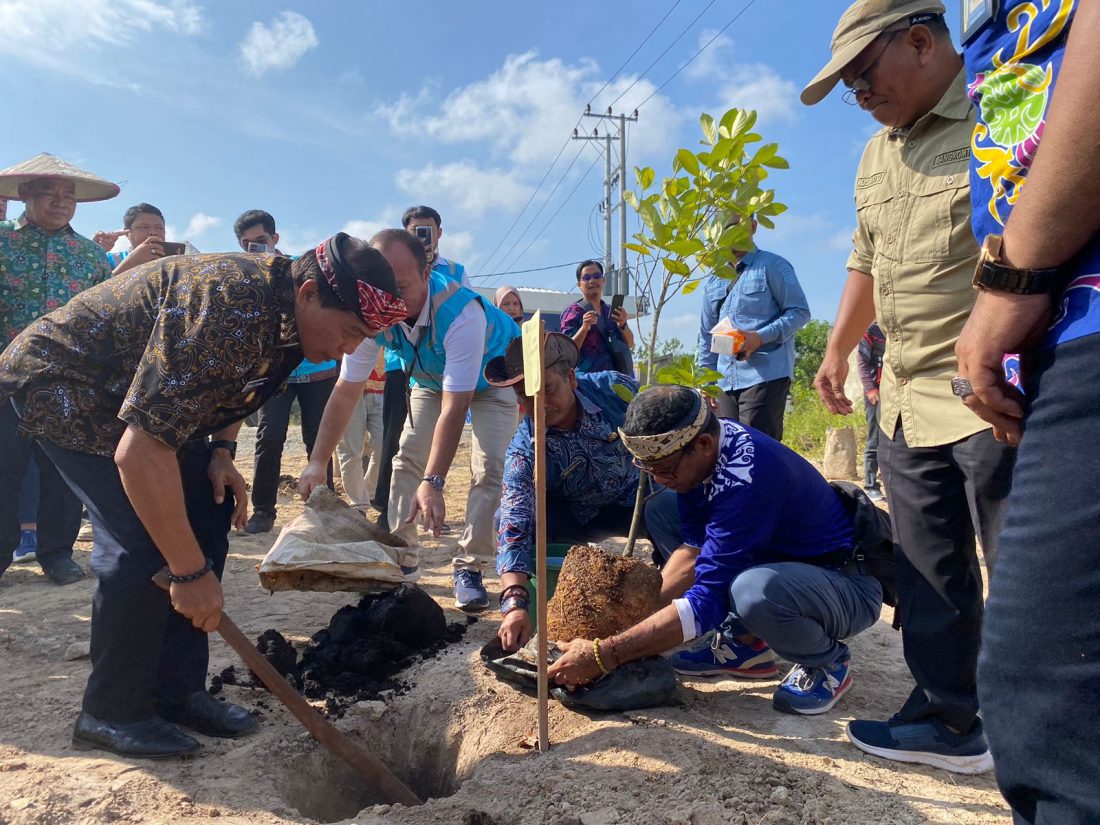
[546,544,663,641]
[212,584,468,714]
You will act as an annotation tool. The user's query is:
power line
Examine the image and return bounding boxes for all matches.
[585,0,683,109]
[491,150,604,286]
[635,0,759,111]
[604,0,720,112]
[469,260,588,280]
[475,1,685,277]
[485,141,588,281]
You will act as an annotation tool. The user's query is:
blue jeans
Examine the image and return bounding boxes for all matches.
[979,335,1100,824]
[720,562,882,668]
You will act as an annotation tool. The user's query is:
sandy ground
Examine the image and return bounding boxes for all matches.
[0,426,1011,825]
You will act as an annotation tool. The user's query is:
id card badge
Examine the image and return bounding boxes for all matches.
[962,0,996,44]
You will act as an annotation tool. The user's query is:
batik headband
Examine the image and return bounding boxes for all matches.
[618,390,710,462]
[315,233,407,330]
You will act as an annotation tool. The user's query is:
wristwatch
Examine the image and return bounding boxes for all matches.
[500,595,530,616]
[210,439,237,459]
[421,474,445,491]
[972,234,1061,295]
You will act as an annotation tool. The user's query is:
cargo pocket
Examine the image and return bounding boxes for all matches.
[905,173,974,263]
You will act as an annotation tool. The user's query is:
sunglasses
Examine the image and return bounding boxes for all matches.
[580,273,605,282]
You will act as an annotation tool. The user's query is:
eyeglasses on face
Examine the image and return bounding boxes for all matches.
[632,447,689,479]
[580,272,605,283]
[841,29,903,105]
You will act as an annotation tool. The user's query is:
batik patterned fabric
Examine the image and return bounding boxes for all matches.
[496,371,639,577]
[0,254,305,456]
[559,300,628,374]
[0,216,113,343]
[966,0,1099,348]
[679,418,854,634]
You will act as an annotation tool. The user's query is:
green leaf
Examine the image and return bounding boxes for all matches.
[756,214,774,230]
[668,238,704,257]
[638,166,656,190]
[763,154,790,170]
[700,113,717,145]
[624,242,651,256]
[719,108,740,136]
[661,257,690,276]
[612,383,636,404]
[675,148,701,177]
[681,278,701,295]
[624,190,639,209]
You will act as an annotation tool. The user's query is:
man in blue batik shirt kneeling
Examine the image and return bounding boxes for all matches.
[549,385,891,717]
[489,333,681,653]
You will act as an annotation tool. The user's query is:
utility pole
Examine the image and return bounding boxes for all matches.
[572,107,638,295]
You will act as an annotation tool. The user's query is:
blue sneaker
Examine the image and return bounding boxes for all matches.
[846,715,995,774]
[670,632,778,679]
[772,659,851,715]
[13,529,37,564]
[453,569,488,613]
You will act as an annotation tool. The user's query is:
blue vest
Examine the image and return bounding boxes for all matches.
[384,258,466,372]
[382,271,518,392]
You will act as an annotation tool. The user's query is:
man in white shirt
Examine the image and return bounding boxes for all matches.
[301,229,519,611]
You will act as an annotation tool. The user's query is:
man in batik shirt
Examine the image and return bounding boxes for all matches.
[0,233,407,759]
[0,152,118,585]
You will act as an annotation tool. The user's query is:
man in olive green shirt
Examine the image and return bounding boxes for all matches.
[801,0,1015,774]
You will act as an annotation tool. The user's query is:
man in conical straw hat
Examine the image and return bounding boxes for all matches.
[0,152,119,587]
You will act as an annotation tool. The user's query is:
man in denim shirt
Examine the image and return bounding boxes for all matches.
[697,217,810,441]
[490,333,680,652]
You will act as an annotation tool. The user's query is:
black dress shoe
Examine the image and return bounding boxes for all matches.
[72,712,201,759]
[42,558,85,586]
[157,691,259,739]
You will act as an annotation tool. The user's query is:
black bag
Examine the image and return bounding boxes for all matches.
[829,481,899,609]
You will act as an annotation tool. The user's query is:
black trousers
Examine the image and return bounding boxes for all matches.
[720,376,790,442]
[879,424,1015,732]
[980,335,1100,824]
[372,369,408,517]
[0,401,82,576]
[864,399,881,488]
[39,438,232,723]
[251,377,335,514]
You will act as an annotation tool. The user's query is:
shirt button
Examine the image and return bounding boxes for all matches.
[946,175,955,184]
[897,377,908,385]
[907,140,918,148]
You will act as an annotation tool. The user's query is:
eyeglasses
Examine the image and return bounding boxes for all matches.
[580,272,605,282]
[841,30,902,105]
[632,447,689,479]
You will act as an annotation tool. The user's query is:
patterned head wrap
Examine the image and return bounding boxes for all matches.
[619,389,711,462]
[314,233,407,330]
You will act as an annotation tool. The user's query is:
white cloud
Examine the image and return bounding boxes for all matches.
[0,0,203,83]
[342,218,389,241]
[441,230,475,268]
[238,11,318,77]
[375,51,682,168]
[184,212,219,239]
[396,162,533,218]
[681,32,800,125]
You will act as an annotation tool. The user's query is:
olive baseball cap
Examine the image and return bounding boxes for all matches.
[800,0,946,106]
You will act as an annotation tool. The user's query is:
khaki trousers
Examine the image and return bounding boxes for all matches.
[388,385,516,573]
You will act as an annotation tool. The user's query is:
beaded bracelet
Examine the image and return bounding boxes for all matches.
[165,557,213,584]
[593,638,611,676]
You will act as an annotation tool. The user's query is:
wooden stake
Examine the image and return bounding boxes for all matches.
[521,313,550,752]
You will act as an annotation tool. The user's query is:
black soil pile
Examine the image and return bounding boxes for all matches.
[211,584,468,715]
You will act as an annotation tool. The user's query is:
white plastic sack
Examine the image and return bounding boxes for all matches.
[257,486,411,593]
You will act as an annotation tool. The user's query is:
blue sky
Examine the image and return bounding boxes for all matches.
[0,0,964,348]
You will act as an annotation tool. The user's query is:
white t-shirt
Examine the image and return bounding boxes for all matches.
[340,298,487,392]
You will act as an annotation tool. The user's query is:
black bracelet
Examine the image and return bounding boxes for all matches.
[165,557,213,584]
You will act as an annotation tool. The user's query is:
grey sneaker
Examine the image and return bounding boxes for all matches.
[244,511,275,534]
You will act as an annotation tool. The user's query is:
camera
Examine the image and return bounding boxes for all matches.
[414,225,433,247]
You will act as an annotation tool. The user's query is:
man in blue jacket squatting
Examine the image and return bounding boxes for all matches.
[549,384,889,716]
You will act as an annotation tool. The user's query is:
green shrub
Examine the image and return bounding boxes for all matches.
[783,384,866,464]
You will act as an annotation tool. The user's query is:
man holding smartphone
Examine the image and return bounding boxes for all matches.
[372,206,471,529]
[95,203,174,276]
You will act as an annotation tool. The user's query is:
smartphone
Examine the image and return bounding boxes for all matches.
[159,241,187,256]
[246,242,272,254]
[610,294,625,314]
[414,225,433,247]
